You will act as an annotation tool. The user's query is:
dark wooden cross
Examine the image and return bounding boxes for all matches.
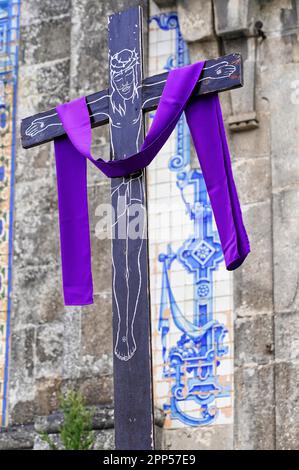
[20,6,243,450]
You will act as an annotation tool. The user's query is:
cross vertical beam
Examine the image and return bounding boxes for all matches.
[108,7,154,450]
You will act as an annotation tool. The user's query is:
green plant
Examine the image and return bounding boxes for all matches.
[39,391,96,450]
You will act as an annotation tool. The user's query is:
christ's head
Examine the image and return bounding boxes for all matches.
[113,66,135,100]
[110,48,139,116]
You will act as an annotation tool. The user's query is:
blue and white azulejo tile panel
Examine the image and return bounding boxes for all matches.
[147,1,233,430]
[0,0,20,426]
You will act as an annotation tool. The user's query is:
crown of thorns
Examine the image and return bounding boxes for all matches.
[110,49,139,73]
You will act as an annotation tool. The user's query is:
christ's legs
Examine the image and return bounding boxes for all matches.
[112,175,145,361]
[126,210,145,358]
[112,236,130,360]
[126,176,146,358]
[112,180,130,361]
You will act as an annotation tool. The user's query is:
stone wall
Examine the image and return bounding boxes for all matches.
[2,0,299,450]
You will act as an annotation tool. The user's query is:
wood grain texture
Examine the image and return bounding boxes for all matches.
[21,53,243,149]
[108,6,155,450]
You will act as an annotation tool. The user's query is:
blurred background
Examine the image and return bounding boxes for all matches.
[0,0,298,450]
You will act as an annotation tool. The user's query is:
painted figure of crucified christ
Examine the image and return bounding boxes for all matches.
[109,49,146,362]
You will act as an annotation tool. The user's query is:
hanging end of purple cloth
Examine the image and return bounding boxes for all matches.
[223,223,251,270]
[63,287,94,306]
[225,242,251,271]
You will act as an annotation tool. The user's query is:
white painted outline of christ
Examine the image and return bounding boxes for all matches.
[109,48,145,362]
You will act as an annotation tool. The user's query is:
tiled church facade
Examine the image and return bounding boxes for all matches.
[0,0,299,450]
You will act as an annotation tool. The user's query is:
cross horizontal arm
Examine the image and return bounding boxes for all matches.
[20,53,242,149]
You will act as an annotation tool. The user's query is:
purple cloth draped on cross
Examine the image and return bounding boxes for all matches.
[54,61,250,306]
